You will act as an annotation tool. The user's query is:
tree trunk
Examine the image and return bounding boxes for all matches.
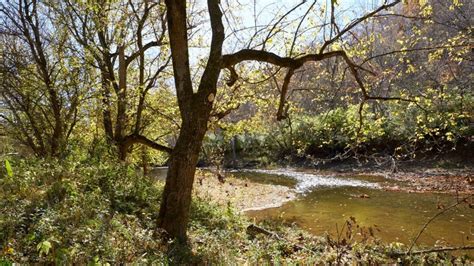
[118,141,128,161]
[49,88,64,157]
[115,46,127,145]
[158,118,208,241]
[158,0,223,240]
[100,71,114,141]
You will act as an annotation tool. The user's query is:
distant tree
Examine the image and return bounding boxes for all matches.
[0,0,86,157]
[52,0,173,160]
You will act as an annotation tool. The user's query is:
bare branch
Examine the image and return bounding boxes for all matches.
[125,40,165,66]
[407,195,472,254]
[319,0,401,53]
[123,134,173,154]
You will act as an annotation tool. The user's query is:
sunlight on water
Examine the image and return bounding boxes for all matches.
[240,169,380,193]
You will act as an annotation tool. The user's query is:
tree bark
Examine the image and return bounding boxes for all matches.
[121,134,173,154]
[100,71,115,142]
[116,45,127,159]
[158,120,207,240]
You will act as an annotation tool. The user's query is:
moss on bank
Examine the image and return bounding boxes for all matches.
[0,159,471,264]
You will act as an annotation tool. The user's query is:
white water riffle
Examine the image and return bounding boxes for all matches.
[241,169,380,194]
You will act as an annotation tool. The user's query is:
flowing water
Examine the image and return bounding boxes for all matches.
[232,169,473,247]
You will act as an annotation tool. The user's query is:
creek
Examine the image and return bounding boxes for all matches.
[232,169,473,247]
[150,167,473,247]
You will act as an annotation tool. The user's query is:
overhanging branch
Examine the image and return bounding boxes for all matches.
[123,134,173,154]
[222,49,415,121]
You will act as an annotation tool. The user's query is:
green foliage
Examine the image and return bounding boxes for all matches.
[4,160,12,178]
[0,158,164,263]
[37,240,52,257]
[203,90,472,165]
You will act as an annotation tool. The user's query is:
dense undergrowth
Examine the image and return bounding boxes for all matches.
[202,99,473,167]
[1,158,471,264]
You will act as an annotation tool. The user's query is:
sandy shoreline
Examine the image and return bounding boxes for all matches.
[192,170,296,212]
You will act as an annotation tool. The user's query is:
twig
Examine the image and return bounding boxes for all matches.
[246,224,284,240]
[409,246,474,255]
[246,224,315,254]
[392,246,474,256]
[407,195,472,254]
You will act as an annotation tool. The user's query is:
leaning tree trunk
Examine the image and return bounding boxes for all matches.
[158,118,208,240]
[158,0,223,240]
